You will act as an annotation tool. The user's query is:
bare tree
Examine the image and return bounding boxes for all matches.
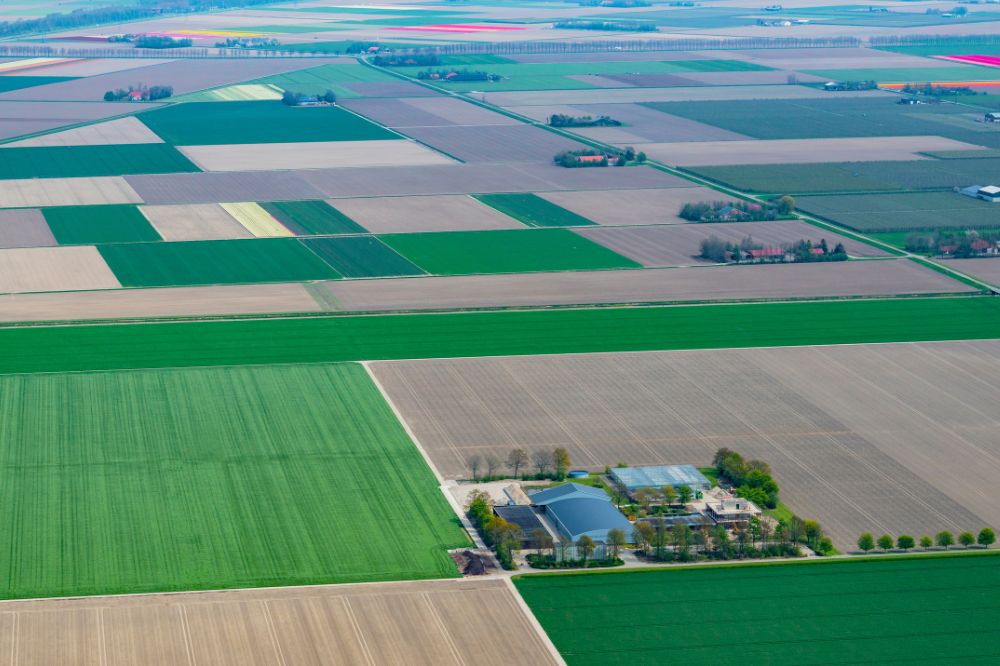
[532,450,550,477]
[507,448,527,478]
[484,453,501,480]
[467,454,483,482]
[632,521,654,555]
[607,528,627,560]
[577,535,595,563]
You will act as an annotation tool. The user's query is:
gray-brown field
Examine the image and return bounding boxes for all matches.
[537,187,737,226]
[0,209,56,248]
[331,195,524,233]
[139,203,253,241]
[178,140,452,172]
[575,221,889,265]
[344,97,521,129]
[0,283,323,323]
[0,176,142,208]
[487,86,888,107]
[0,578,558,665]
[371,339,1000,548]
[639,136,984,166]
[4,117,163,148]
[24,57,175,78]
[319,259,967,312]
[0,101,140,141]
[394,125,584,163]
[0,246,119,293]
[941,258,1000,289]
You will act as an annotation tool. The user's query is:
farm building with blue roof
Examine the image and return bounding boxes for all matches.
[529,483,632,544]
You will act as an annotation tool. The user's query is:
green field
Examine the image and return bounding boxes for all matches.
[797,191,1000,231]
[0,297,995,374]
[252,62,404,97]
[262,200,366,235]
[0,144,198,179]
[804,65,1000,82]
[515,553,1000,665]
[690,157,1000,194]
[42,205,161,245]
[0,363,466,599]
[303,236,425,277]
[0,75,75,92]
[99,238,340,287]
[475,193,595,228]
[381,228,639,274]
[138,100,396,145]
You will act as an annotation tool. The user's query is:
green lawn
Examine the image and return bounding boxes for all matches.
[138,100,397,145]
[0,144,198,179]
[0,363,466,599]
[474,193,595,228]
[381,228,639,274]
[262,200,366,235]
[0,297,996,374]
[303,236,425,277]
[514,552,1000,665]
[42,205,161,245]
[99,238,340,287]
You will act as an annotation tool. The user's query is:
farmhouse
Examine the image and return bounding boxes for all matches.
[701,490,762,527]
[985,112,1000,123]
[610,465,712,494]
[960,185,1000,203]
[530,483,632,543]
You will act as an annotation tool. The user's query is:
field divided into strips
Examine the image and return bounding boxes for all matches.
[202,83,284,102]
[252,63,406,98]
[804,65,1000,82]
[138,101,397,145]
[0,144,199,179]
[515,554,1000,665]
[303,236,425,278]
[220,202,294,237]
[797,192,1000,232]
[42,205,161,245]
[263,199,366,235]
[98,238,340,287]
[381,229,641,275]
[474,193,596,228]
[689,157,1000,194]
[0,298,997,374]
[0,363,466,599]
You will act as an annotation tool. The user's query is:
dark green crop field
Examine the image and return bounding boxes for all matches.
[0,75,76,92]
[263,200,366,235]
[43,205,161,245]
[0,144,199,179]
[797,191,1000,232]
[0,297,996,374]
[138,100,397,144]
[381,228,640,274]
[99,238,340,287]
[475,193,595,228]
[515,552,1000,665]
[0,363,466,599]
[303,236,424,277]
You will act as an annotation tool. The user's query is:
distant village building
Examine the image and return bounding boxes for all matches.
[960,185,1000,203]
[986,112,1000,123]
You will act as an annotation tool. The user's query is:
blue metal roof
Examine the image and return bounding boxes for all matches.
[610,465,711,491]
[529,483,608,506]
[544,497,633,540]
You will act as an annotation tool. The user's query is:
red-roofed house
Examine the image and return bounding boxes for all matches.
[126,90,145,101]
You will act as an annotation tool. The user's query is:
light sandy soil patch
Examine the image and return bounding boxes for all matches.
[0,283,322,323]
[0,57,73,73]
[220,201,293,237]
[487,86,889,106]
[538,187,734,226]
[0,209,55,248]
[0,176,142,208]
[23,58,174,77]
[576,220,889,264]
[2,116,163,148]
[179,140,453,171]
[0,578,558,665]
[0,246,119,293]
[139,203,253,241]
[204,83,284,101]
[371,339,1000,549]
[332,194,524,233]
[641,136,985,166]
[320,259,966,311]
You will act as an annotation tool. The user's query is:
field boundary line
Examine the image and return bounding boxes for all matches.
[340,597,376,666]
[503,578,567,666]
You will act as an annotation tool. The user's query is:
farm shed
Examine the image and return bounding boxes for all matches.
[960,185,1000,203]
[610,465,712,493]
[529,483,632,544]
[494,505,549,549]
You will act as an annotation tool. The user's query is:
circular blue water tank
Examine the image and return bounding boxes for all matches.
[567,470,589,479]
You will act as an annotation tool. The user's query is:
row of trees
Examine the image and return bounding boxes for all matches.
[680,200,779,223]
[858,528,995,553]
[698,235,847,264]
[215,37,279,49]
[280,90,336,106]
[577,0,652,6]
[553,147,647,168]
[714,448,780,509]
[417,69,500,82]
[905,229,999,257]
[467,447,571,482]
[467,490,519,569]
[373,53,440,67]
[552,19,658,32]
[527,529,626,568]
[632,514,828,561]
[133,35,192,49]
[103,85,172,102]
[548,114,621,128]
